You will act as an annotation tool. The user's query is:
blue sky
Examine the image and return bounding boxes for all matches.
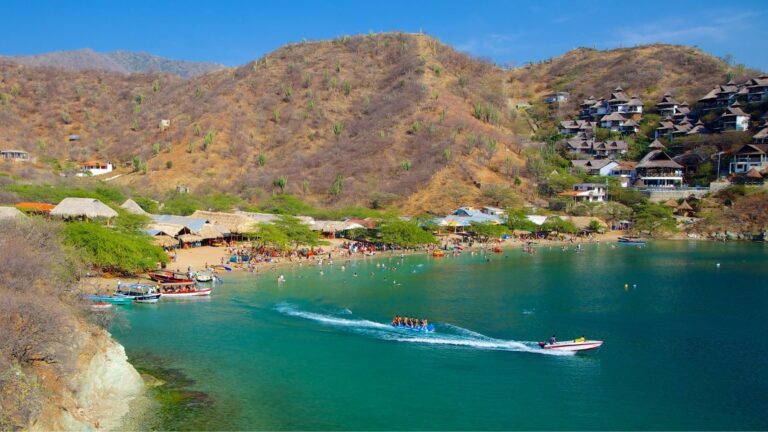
[2,0,766,70]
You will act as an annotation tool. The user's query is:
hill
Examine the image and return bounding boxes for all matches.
[511,44,760,112]
[0,33,535,214]
[0,36,760,214]
[1,48,223,78]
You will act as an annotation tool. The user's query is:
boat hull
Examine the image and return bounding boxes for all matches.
[161,287,212,298]
[84,294,133,305]
[538,340,603,351]
[392,324,435,333]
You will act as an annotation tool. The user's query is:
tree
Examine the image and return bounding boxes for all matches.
[329,175,344,197]
[273,215,323,248]
[467,222,508,242]
[542,217,578,234]
[273,176,287,193]
[505,209,537,232]
[380,219,437,248]
[248,223,289,250]
[633,203,677,235]
[62,222,168,273]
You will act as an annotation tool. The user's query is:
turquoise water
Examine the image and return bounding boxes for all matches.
[112,242,768,430]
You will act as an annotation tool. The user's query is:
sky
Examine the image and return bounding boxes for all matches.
[2,0,767,70]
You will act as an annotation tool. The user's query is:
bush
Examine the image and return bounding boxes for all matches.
[62,222,168,273]
[380,219,436,247]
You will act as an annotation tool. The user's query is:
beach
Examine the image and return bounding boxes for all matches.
[81,231,624,293]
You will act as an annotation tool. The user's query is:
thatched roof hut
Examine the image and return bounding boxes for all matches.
[191,210,256,234]
[0,206,26,220]
[199,224,225,240]
[152,235,179,248]
[664,199,679,207]
[121,199,148,215]
[51,198,118,219]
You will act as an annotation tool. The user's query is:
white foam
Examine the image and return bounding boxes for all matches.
[275,303,573,356]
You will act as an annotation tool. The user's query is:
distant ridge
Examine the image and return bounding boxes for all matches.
[0,48,224,78]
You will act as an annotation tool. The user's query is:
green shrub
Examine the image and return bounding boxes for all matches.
[62,222,168,274]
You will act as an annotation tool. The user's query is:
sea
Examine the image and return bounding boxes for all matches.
[111,241,768,430]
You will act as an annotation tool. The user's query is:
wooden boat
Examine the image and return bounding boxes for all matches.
[116,283,162,303]
[90,301,113,310]
[148,270,194,284]
[618,236,647,246]
[84,294,133,305]
[159,283,212,298]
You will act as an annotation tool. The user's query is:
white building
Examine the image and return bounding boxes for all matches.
[77,160,113,177]
[558,183,607,203]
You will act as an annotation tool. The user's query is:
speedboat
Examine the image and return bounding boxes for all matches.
[538,339,603,352]
[116,283,162,303]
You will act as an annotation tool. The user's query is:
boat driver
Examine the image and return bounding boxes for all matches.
[549,335,557,345]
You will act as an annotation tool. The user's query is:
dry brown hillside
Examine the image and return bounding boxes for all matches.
[512,44,760,111]
[0,33,532,214]
[1,37,756,214]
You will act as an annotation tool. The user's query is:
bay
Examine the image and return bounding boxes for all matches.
[112,241,768,430]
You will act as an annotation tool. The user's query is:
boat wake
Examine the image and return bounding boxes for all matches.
[274,303,573,356]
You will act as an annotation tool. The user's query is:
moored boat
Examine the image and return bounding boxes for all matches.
[618,236,647,245]
[89,301,113,310]
[195,271,213,282]
[116,283,162,303]
[538,339,603,352]
[83,294,133,305]
[148,270,195,284]
[159,283,212,298]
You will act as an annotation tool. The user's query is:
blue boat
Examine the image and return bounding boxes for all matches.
[84,294,133,305]
[392,323,435,333]
[116,283,162,303]
[618,236,647,246]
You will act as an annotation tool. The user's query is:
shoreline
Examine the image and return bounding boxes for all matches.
[80,230,762,292]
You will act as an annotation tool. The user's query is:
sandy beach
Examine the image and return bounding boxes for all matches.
[80,231,625,294]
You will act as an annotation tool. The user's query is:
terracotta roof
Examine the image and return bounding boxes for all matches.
[15,202,56,213]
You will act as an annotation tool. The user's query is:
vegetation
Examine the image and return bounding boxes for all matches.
[62,222,168,274]
[633,203,677,235]
[380,219,436,248]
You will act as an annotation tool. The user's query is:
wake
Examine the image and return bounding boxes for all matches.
[275,303,573,356]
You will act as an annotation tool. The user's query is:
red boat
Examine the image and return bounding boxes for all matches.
[149,270,194,284]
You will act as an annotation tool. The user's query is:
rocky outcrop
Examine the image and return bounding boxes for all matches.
[31,329,145,431]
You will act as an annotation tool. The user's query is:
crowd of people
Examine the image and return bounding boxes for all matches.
[391,315,429,328]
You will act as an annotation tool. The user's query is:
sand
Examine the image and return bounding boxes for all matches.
[79,231,625,293]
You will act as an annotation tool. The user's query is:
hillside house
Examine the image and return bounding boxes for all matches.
[600,112,627,131]
[672,102,691,121]
[579,97,608,120]
[481,206,506,216]
[76,160,113,177]
[686,119,709,135]
[746,74,768,102]
[0,149,30,162]
[609,161,637,187]
[699,80,742,110]
[731,167,766,185]
[634,150,684,188]
[656,93,679,117]
[674,151,707,181]
[754,123,768,144]
[728,144,768,174]
[558,183,607,203]
[625,96,644,119]
[720,103,750,131]
[620,119,639,134]
[571,159,619,176]
[607,87,630,113]
[559,120,595,135]
[545,92,569,104]
[595,140,628,158]
[655,120,675,138]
